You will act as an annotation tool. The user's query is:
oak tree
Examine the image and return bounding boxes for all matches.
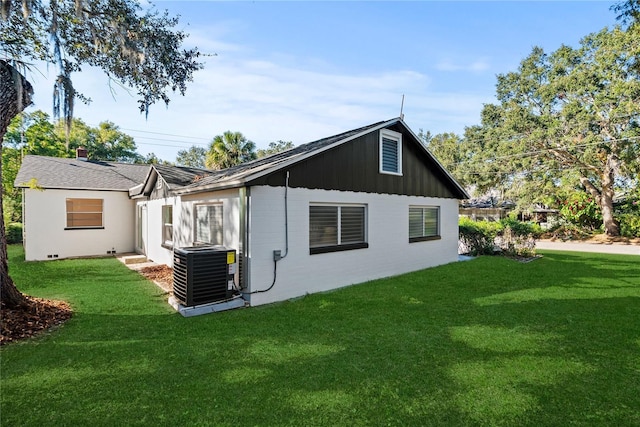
[1,0,202,308]
[468,27,640,235]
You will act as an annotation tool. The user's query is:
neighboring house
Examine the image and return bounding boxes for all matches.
[459,198,515,222]
[14,118,469,307]
[14,153,150,261]
[133,118,468,306]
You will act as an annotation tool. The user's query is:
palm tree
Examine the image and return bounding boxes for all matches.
[206,131,257,170]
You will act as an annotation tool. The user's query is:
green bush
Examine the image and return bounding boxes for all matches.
[558,192,602,230]
[6,222,23,244]
[458,217,500,256]
[459,217,538,257]
[619,214,640,238]
[500,217,543,238]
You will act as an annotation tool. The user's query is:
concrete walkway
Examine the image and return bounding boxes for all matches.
[536,240,640,256]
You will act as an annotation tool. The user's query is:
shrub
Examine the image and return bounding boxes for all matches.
[619,214,640,238]
[615,193,639,238]
[500,217,543,238]
[459,217,539,257]
[458,217,500,256]
[6,222,23,244]
[558,192,602,230]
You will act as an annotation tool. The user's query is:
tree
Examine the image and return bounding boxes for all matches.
[206,131,257,170]
[138,152,171,165]
[256,140,294,158]
[176,145,207,168]
[466,27,640,235]
[1,59,33,308]
[2,111,67,223]
[54,118,140,162]
[425,132,469,186]
[612,0,640,26]
[1,0,202,309]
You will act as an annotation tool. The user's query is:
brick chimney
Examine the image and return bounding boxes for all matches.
[76,147,88,161]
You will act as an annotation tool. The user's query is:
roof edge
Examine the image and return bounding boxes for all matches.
[398,118,470,200]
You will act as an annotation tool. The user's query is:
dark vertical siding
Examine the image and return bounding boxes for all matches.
[249,126,459,199]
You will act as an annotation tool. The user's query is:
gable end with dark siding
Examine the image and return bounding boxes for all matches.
[248,124,462,199]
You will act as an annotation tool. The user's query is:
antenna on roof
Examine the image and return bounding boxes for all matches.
[400,94,405,121]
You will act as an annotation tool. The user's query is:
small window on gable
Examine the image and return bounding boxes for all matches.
[380,129,402,175]
[195,204,223,245]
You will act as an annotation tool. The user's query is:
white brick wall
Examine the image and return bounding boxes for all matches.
[246,186,459,306]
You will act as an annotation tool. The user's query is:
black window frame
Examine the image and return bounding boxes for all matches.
[309,204,368,254]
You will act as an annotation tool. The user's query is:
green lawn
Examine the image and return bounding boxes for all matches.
[1,245,639,426]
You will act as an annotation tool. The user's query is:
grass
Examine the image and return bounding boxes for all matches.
[1,245,639,426]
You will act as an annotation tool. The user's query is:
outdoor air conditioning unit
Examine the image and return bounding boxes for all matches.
[173,246,237,307]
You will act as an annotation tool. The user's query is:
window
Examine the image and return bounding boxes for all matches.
[162,205,173,247]
[309,204,367,254]
[379,129,402,175]
[66,198,103,229]
[195,204,223,245]
[409,206,440,242]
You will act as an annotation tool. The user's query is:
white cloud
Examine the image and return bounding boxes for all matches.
[25,48,492,161]
[435,58,491,72]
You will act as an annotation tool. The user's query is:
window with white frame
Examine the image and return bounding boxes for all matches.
[65,198,103,229]
[379,129,402,175]
[195,204,223,245]
[162,205,173,247]
[309,204,368,254]
[409,206,440,242]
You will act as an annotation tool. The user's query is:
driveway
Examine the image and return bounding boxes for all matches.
[536,240,640,256]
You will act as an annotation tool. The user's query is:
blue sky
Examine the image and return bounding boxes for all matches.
[26,1,619,161]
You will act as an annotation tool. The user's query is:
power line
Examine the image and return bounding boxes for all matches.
[118,127,210,142]
[438,135,640,168]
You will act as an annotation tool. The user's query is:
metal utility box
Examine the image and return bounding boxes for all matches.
[173,246,237,307]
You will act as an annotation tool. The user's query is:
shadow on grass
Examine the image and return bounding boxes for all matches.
[2,247,639,426]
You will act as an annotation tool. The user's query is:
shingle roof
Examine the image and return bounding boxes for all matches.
[14,155,150,191]
[174,119,389,194]
[152,163,212,190]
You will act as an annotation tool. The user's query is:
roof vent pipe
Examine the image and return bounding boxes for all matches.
[76,147,88,161]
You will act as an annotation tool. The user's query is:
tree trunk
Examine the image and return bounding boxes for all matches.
[1,60,33,309]
[580,165,620,237]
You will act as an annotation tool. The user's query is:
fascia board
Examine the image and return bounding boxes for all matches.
[173,180,246,195]
[129,183,144,197]
[19,186,129,192]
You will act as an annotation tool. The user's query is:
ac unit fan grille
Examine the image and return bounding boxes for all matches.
[173,246,236,306]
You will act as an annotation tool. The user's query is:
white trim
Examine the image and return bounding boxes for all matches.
[379,128,403,176]
[161,204,173,247]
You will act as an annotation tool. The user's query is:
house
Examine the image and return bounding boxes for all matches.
[459,198,515,222]
[14,153,150,261]
[132,118,468,306]
[15,118,468,307]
